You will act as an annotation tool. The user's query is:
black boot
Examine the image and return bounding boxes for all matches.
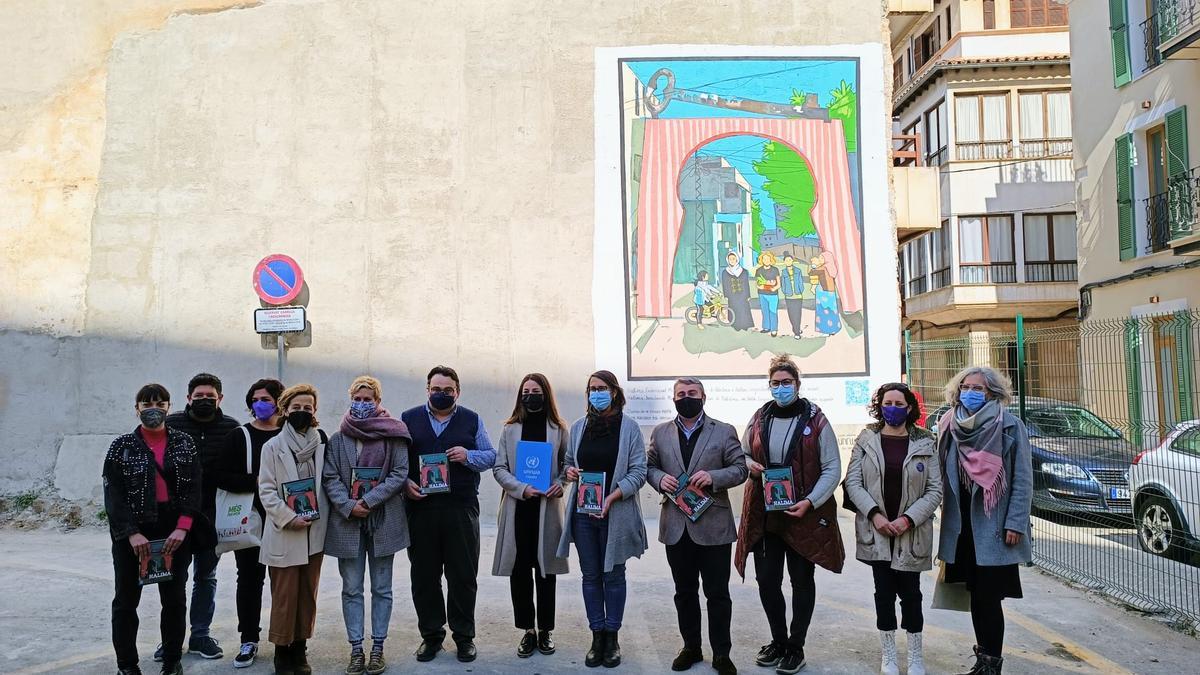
[603,630,621,668]
[978,653,1004,675]
[273,644,295,675]
[292,640,312,675]
[585,631,607,668]
[957,646,985,675]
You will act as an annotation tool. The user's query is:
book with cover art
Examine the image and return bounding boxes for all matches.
[671,472,713,522]
[282,477,320,520]
[763,467,797,512]
[350,467,383,500]
[515,440,554,493]
[419,453,450,494]
[575,471,606,515]
[139,539,173,586]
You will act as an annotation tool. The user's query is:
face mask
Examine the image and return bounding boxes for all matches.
[589,390,613,412]
[349,400,376,420]
[287,410,314,431]
[190,398,217,418]
[429,391,456,411]
[674,396,704,419]
[881,405,909,427]
[521,393,545,412]
[960,390,987,413]
[770,384,797,407]
[139,408,167,429]
[251,401,276,421]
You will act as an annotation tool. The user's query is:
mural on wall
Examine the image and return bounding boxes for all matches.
[618,57,867,379]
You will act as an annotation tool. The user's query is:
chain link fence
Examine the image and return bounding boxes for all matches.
[906,311,1200,627]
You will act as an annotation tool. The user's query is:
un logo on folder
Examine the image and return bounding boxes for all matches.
[525,456,540,469]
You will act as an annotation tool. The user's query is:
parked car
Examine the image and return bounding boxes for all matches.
[928,398,1137,518]
[1129,420,1200,561]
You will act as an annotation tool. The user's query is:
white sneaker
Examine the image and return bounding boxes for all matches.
[879,630,900,675]
[907,632,926,675]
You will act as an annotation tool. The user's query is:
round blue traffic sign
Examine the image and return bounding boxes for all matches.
[253,254,304,305]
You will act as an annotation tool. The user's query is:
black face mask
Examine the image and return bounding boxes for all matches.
[521,393,545,413]
[139,408,167,429]
[674,396,704,419]
[286,411,313,431]
[190,398,218,419]
[429,391,456,411]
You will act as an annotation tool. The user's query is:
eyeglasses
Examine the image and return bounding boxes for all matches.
[429,387,456,395]
[959,384,987,393]
[587,386,611,393]
[769,379,796,388]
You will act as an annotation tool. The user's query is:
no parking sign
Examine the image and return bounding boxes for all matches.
[252,254,304,306]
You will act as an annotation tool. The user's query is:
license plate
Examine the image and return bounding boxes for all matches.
[1109,488,1130,500]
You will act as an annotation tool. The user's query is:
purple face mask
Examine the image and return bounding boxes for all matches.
[251,400,277,421]
[881,405,908,427]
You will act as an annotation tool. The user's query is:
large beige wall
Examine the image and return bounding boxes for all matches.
[0,0,888,503]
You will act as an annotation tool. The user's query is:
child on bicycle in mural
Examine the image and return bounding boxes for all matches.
[691,270,722,330]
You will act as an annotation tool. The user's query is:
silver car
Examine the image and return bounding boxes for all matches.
[1128,420,1200,561]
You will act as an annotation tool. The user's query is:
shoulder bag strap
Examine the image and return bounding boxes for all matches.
[241,426,253,474]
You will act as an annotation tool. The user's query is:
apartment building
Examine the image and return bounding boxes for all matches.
[892,0,1077,352]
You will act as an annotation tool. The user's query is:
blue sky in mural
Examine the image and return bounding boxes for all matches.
[626,59,857,120]
[632,59,857,235]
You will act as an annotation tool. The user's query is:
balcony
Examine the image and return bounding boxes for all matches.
[902,263,1077,323]
[1145,191,1172,253]
[1142,15,1164,71]
[960,262,1017,284]
[1025,262,1079,282]
[1016,138,1072,159]
[956,140,1013,161]
[893,134,942,247]
[1156,0,1200,59]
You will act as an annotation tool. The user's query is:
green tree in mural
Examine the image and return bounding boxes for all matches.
[791,83,857,153]
[750,199,764,253]
[753,141,816,239]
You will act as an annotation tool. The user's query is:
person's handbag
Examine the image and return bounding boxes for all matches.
[214,428,263,554]
[931,559,972,612]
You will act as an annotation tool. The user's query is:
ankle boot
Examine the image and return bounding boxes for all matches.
[585,631,607,668]
[878,630,899,675]
[273,644,295,675]
[603,630,621,668]
[978,653,1004,675]
[292,640,312,675]
[957,645,985,675]
[906,632,926,675]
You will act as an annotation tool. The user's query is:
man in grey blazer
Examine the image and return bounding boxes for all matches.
[647,377,748,675]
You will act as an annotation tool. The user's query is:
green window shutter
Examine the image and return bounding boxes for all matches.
[1165,106,1193,237]
[1109,0,1132,87]
[1116,134,1137,260]
[1174,311,1196,421]
[1124,318,1144,448]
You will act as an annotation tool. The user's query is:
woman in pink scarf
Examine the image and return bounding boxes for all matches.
[934,367,1033,675]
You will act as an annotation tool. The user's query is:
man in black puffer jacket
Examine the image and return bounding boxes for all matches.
[163,372,240,661]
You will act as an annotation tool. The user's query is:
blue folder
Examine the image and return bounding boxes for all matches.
[515,441,554,493]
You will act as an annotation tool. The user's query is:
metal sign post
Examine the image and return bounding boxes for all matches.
[253,255,310,381]
[277,334,287,382]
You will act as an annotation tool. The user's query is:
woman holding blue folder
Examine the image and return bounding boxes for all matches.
[491,373,570,658]
[558,370,648,668]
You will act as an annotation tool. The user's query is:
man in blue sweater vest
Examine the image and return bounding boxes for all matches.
[401,366,496,664]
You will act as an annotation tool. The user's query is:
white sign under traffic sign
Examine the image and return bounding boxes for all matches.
[254,306,306,334]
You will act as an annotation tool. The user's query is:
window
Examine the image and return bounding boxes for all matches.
[893,58,904,91]
[955,93,1011,160]
[930,220,952,288]
[983,0,996,29]
[959,215,1016,283]
[1018,91,1072,158]
[1171,426,1200,456]
[905,238,929,296]
[924,100,948,165]
[914,21,941,71]
[1023,213,1078,281]
[1011,0,1069,28]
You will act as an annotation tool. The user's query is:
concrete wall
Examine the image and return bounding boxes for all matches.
[0,0,890,514]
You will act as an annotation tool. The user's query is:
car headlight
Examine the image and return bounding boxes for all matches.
[1042,462,1089,479]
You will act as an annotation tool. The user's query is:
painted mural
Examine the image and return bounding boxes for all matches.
[619,57,867,379]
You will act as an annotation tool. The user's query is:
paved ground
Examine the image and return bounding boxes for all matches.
[2,513,1196,675]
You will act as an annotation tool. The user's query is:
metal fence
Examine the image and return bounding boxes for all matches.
[906,311,1200,627]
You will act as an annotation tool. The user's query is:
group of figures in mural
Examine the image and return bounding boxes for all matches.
[618,57,868,379]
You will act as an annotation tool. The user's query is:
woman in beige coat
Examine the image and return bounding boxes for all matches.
[258,384,329,675]
[491,373,570,658]
[844,383,942,675]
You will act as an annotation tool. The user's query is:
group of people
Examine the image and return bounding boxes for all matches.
[104,357,1032,675]
[707,251,842,338]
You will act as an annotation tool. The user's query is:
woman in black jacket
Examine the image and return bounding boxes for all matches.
[103,383,203,675]
[212,378,284,669]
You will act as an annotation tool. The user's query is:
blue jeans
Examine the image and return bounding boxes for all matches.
[338,537,395,646]
[189,547,219,638]
[759,293,779,332]
[573,512,626,631]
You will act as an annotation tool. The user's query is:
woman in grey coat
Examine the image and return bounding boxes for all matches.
[557,370,647,669]
[322,376,411,675]
[844,383,941,675]
[935,367,1032,675]
[491,373,570,658]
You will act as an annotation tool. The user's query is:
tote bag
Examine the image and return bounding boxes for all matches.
[214,427,263,554]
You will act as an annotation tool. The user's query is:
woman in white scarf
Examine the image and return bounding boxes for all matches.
[258,384,329,675]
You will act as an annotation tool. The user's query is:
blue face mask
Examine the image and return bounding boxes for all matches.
[960,390,987,413]
[589,390,612,412]
[770,384,798,406]
[349,400,376,420]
